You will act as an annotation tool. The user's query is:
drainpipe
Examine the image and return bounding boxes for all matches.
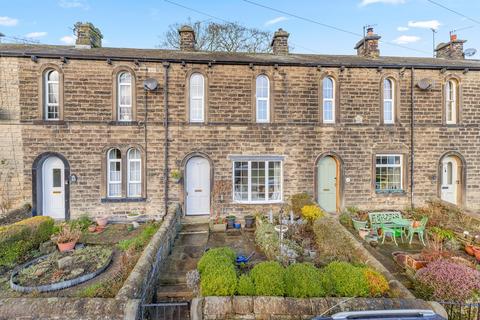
[410,67,415,208]
[143,86,148,200]
[163,62,170,215]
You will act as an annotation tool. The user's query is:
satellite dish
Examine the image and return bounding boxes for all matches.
[143,78,158,91]
[465,48,477,57]
[417,78,432,90]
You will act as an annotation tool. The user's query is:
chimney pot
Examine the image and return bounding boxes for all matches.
[450,33,457,41]
[367,27,374,35]
[271,28,289,55]
[354,28,381,58]
[178,25,196,51]
[74,22,102,48]
[435,35,466,60]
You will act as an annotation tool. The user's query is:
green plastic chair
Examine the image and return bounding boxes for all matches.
[381,223,403,246]
[408,216,428,246]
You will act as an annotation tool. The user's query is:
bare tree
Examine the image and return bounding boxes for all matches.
[159,19,272,53]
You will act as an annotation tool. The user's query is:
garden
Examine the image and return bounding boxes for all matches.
[339,200,480,317]
[0,212,161,298]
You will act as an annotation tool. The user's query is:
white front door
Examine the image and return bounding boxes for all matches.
[441,156,458,205]
[42,157,65,219]
[317,156,337,212]
[186,157,210,215]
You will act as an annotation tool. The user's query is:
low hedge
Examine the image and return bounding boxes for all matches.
[250,261,285,296]
[0,216,55,268]
[285,263,324,298]
[199,247,237,296]
[198,247,236,275]
[236,274,255,296]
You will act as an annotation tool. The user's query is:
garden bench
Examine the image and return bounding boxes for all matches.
[368,211,403,233]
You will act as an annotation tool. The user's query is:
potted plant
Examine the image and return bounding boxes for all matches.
[348,207,369,231]
[87,224,96,233]
[127,212,140,222]
[226,215,236,229]
[244,215,255,229]
[211,180,231,232]
[96,215,108,228]
[51,223,82,252]
[210,216,226,232]
[171,169,182,183]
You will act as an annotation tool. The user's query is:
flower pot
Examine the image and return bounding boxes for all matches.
[358,227,370,240]
[57,241,76,252]
[234,223,241,229]
[352,218,368,231]
[87,225,96,233]
[245,215,255,229]
[226,216,236,229]
[211,223,226,232]
[465,244,475,256]
[96,216,108,227]
[405,254,427,270]
[127,214,140,222]
[473,247,480,261]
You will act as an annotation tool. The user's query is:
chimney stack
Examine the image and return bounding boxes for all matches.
[178,25,196,51]
[271,28,289,55]
[74,22,102,48]
[354,27,381,58]
[435,34,466,60]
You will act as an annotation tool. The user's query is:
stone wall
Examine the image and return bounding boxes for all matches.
[1,55,480,218]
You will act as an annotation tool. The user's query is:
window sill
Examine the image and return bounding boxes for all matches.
[375,190,406,197]
[101,197,146,203]
[108,121,139,126]
[232,200,284,205]
[33,120,66,125]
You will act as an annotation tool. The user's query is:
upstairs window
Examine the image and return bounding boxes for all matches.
[445,79,458,124]
[322,76,335,123]
[256,75,270,123]
[127,148,142,197]
[383,78,394,124]
[189,73,205,122]
[117,72,132,121]
[375,154,403,193]
[44,70,59,120]
[107,149,122,197]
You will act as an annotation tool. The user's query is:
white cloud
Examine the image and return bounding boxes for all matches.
[393,35,421,44]
[25,31,47,38]
[397,26,409,31]
[0,16,18,27]
[58,0,89,10]
[360,0,405,7]
[264,16,288,26]
[408,20,441,30]
[60,35,75,45]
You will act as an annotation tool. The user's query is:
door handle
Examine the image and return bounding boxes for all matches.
[441,186,448,190]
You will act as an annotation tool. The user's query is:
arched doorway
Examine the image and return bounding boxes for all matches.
[185,156,211,215]
[315,153,343,213]
[439,153,465,206]
[32,152,70,219]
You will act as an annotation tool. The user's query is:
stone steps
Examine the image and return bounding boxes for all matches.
[156,284,193,300]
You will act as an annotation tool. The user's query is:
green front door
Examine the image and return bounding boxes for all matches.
[317,156,337,212]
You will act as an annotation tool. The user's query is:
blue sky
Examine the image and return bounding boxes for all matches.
[1,0,479,58]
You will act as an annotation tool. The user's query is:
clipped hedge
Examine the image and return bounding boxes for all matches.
[198,247,236,275]
[199,247,237,296]
[321,261,369,297]
[236,274,255,296]
[0,216,55,268]
[285,263,325,298]
[250,261,285,296]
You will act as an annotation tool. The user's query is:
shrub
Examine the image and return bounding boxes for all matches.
[250,261,285,296]
[289,193,314,218]
[301,205,324,223]
[321,261,370,297]
[415,259,480,301]
[237,274,255,296]
[0,216,54,268]
[200,263,237,296]
[197,247,236,275]
[117,222,160,252]
[362,268,389,297]
[69,214,93,232]
[285,263,324,298]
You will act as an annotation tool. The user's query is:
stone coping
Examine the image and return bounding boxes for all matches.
[192,296,447,320]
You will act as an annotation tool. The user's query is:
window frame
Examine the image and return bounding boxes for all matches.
[322,76,335,123]
[374,154,404,193]
[189,72,205,123]
[445,79,458,125]
[255,75,270,123]
[232,159,283,204]
[117,71,133,122]
[127,148,142,198]
[44,69,60,121]
[107,148,122,198]
[383,78,395,124]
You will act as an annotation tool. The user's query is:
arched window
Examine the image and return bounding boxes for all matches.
[127,148,142,197]
[445,79,458,124]
[383,78,394,124]
[323,76,335,123]
[256,75,270,123]
[107,149,122,197]
[44,70,59,120]
[117,72,132,121]
[189,73,205,122]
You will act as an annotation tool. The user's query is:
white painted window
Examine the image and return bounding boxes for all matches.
[445,80,457,124]
[233,160,282,203]
[375,154,403,192]
[45,70,59,120]
[127,148,142,197]
[189,73,205,122]
[383,78,394,124]
[118,72,132,121]
[256,75,270,123]
[323,76,335,123]
[107,149,122,197]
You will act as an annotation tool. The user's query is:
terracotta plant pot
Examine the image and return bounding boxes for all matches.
[96,216,108,227]
[358,227,370,240]
[473,247,480,261]
[465,244,475,256]
[57,241,76,252]
[406,254,427,270]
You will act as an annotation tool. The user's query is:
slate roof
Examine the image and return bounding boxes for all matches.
[1,43,480,69]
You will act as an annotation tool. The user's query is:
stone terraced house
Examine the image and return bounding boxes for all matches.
[1,23,480,220]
